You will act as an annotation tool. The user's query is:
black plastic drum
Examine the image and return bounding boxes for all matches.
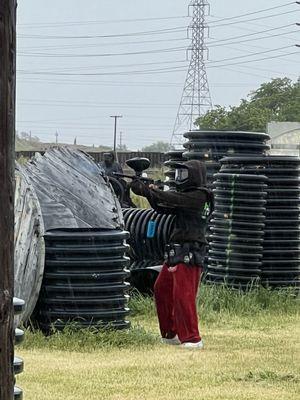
[14,298,25,400]
[218,156,300,288]
[206,173,268,288]
[35,229,131,331]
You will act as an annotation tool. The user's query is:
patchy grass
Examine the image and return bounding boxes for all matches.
[17,286,300,400]
[21,323,158,353]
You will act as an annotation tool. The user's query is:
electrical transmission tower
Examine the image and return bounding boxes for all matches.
[171,0,212,147]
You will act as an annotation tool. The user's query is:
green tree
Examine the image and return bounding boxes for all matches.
[141,141,173,152]
[196,78,300,132]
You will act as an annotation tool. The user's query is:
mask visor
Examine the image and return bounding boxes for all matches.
[175,168,188,182]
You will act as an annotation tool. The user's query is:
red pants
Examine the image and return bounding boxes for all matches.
[154,263,202,344]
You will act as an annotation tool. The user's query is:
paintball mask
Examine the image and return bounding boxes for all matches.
[174,166,189,187]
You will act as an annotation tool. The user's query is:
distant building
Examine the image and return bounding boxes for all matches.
[267,122,300,144]
[267,122,300,156]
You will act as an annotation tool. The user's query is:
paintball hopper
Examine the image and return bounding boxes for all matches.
[126,157,151,176]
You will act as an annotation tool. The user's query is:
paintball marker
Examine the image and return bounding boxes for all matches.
[113,157,162,186]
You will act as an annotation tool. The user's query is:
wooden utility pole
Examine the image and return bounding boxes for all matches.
[0,1,17,399]
[110,115,122,161]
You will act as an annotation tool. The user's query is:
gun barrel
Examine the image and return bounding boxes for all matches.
[112,172,134,180]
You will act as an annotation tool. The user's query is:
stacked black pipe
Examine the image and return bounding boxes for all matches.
[123,208,175,293]
[207,173,268,289]
[123,208,174,264]
[219,156,300,288]
[14,298,25,400]
[164,150,187,189]
[35,229,131,331]
[183,130,270,186]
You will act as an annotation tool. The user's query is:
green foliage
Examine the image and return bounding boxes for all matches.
[129,283,298,321]
[21,323,158,352]
[141,141,174,152]
[21,285,298,352]
[197,284,299,320]
[196,78,300,131]
[129,290,156,317]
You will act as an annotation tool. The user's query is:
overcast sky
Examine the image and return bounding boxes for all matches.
[16,0,300,149]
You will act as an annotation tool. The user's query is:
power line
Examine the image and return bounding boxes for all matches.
[20,59,188,74]
[210,2,298,23]
[19,22,297,53]
[18,99,178,106]
[16,126,175,134]
[19,24,297,53]
[210,29,299,48]
[18,15,189,28]
[18,65,188,76]
[18,45,187,58]
[18,115,175,123]
[19,36,189,51]
[18,26,187,40]
[210,12,299,42]
[208,23,298,45]
[16,2,298,29]
[208,45,295,64]
[18,40,297,61]
[18,101,178,109]
[207,50,299,69]
[18,78,263,88]
[17,45,299,77]
[17,123,173,129]
[210,9,299,28]
[216,40,300,65]
[19,8,297,42]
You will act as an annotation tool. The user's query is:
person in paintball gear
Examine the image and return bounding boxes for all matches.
[130,160,213,349]
[100,151,123,176]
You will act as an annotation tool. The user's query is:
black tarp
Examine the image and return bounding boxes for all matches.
[23,147,124,231]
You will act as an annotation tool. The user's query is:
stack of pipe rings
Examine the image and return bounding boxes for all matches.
[207,173,268,289]
[164,150,187,189]
[123,208,175,264]
[14,298,25,400]
[35,229,131,331]
[220,156,300,288]
[182,130,270,186]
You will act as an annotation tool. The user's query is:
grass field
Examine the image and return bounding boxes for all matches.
[18,286,300,400]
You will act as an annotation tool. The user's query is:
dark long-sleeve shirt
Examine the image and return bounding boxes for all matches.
[131,181,209,245]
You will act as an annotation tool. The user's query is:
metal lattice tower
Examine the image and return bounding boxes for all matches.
[171,0,212,147]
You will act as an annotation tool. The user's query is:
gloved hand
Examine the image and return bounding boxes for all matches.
[130,179,149,196]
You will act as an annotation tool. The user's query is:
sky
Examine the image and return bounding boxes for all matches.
[16,0,300,150]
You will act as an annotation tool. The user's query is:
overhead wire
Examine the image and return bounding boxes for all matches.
[16,2,300,146]
[207,23,296,44]
[209,2,298,23]
[18,44,297,60]
[19,36,189,51]
[18,26,187,40]
[18,45,188,58]
[17,45,299,76]
[210,9,299,28]
[18,65,188,76]
[18,59,189,74]
[19,24,298,53]
[207,45,296,64]
[18,7,300,40]
[210,29,299,48]
[17,77,262,88]
[18,15,189,28]
[17,2,297,28]
[207,50,299,69]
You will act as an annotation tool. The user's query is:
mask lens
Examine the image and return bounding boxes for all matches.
[175,168,188,182]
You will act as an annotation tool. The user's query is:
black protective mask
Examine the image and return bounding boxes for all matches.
[175,167,189,189]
